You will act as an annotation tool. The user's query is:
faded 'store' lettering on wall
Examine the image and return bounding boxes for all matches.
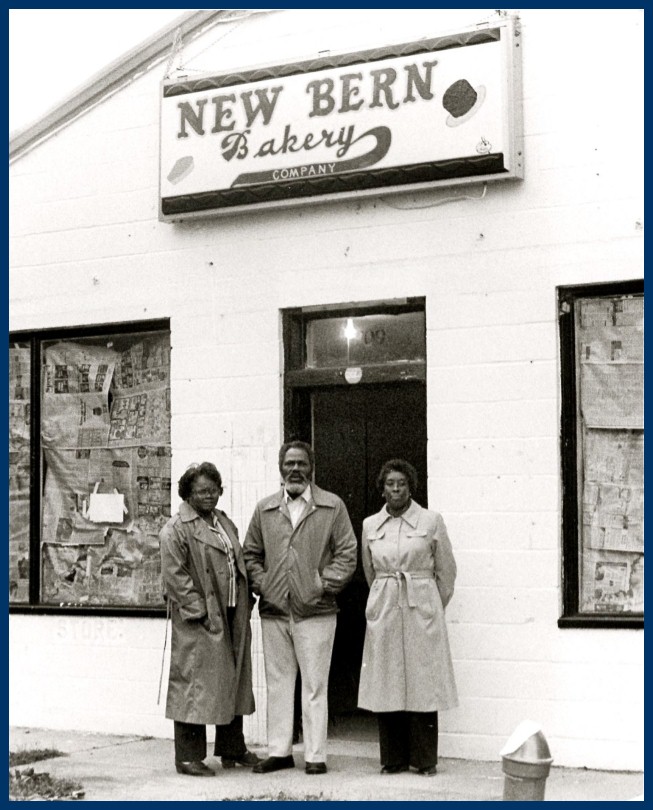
[159,23,522,216]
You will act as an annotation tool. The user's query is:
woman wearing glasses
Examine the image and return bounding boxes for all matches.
[160,462,260,776]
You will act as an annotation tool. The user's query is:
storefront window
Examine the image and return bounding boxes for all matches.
[559,283,643,626]
[9,323,170,611]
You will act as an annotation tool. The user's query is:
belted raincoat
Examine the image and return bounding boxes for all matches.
[357,500,458,713]
[159,501,255,725]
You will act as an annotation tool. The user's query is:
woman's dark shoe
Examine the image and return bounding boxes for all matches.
[380,764,409,774]
[253,755,295,774]
[417,765,437,776]
[221,750,262,768]
[175,760,215,776]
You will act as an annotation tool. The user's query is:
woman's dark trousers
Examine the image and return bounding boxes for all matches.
[377,711,439,770]
[174,716,247,762]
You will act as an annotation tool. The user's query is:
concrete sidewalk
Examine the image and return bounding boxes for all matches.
[9,727,643,802]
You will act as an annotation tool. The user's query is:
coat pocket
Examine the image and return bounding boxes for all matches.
[413,578,440,620]
[288,564,324,607]
[258,565,287,614]
[364,579,385,622]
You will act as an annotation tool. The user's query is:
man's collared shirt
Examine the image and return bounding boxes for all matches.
[284,484,312,528]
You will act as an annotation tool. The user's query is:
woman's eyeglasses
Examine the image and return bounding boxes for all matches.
[191,487,221,497]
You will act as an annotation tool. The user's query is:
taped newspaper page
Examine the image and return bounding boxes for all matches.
[578,295,643,429]
[109,335,171,447]
[42,392,112,448]
[113,335,170,390]
[42,531,163,606]
[583,483,643,553]
[9,346,31,603]
[41,445,170,606]
[10,347,30,443]
[579,296,644,329]
[584,429,643,485]
[582,428,644,554]
[109,388,170,446]
[41,341,117,449]
[580,364,643,429]
[581,549,644,613]
[9,498,30,603]
[43,341,115,395]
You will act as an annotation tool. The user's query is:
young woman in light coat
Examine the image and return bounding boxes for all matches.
[357,459,458,775]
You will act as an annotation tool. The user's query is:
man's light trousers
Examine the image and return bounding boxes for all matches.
[261,613,337,763]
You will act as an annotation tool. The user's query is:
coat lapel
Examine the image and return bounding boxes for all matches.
[262,489,293,526]
[179,501,225,552]
[192,518,225,552]
[215,511,247,578]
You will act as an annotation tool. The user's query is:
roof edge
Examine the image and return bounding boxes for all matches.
[9,10,255,162]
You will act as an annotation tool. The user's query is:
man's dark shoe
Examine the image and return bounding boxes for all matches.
[175,760,215,776]
[417,765,437,776]
[253,755,295,774]
[380,764,409,774]
[221,750,262,768]
[305,761,327,775]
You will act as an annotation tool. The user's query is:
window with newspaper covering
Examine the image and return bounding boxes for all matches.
[9,322,170,612]
[559,282,643,628]
[9,342,31,603]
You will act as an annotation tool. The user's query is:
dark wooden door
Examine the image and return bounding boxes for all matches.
[311,382,427,715]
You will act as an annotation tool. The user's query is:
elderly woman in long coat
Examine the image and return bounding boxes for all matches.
[358,459,458,776]
[160,462,259,777]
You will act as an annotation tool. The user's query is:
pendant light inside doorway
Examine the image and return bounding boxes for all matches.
[343,318,362,383]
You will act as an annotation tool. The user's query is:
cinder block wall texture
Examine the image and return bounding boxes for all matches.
[9,10,643,770]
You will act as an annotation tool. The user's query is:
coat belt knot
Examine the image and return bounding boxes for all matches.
[377,569,434,607]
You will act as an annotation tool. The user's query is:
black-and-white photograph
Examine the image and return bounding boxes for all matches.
[9,8,643,802]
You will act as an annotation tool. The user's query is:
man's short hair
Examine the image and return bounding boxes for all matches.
[278,440,315,473]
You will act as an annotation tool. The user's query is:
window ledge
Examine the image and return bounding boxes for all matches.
[558,614,643,630]
[9,604,166,618]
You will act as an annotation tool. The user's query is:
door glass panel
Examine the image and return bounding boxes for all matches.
[306,311,425,367]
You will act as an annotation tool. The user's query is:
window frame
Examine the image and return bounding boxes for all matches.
[9,319,170,618]
[558,280,644,629]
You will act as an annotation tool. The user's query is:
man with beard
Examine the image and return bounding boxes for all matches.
[243,440,356,776]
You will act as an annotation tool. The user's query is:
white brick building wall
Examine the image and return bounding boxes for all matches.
[9,9,643,770]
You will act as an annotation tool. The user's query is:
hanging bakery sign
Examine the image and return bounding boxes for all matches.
[159,17,522,220]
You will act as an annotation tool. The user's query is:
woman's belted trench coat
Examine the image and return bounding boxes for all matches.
[357,500,458,713]
[160,501,255,725]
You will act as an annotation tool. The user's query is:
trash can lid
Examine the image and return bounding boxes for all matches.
[500,720,552,763]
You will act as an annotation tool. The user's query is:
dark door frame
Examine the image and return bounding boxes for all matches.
[282,297,426,442]
[282,299,427,721]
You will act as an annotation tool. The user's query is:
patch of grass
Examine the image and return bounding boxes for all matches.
[9,767,85,801]
[9,748,65,767]
[225,792,327,801]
